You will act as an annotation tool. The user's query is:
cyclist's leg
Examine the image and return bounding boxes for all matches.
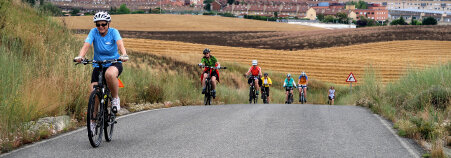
[211,76,217,90]
[254,78,259,93]
[285,88,289,102]
[202,73,208,88]
[303,86,307,98]
[266,87,270,103]
[298,87,302,96]
[105,66,120,98]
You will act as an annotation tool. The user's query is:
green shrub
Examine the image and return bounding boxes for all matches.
[142,83,164,103]
[410,117,436,140]
[422,17,438,25]
[406,85,450,110]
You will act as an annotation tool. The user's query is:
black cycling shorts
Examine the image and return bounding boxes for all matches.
[262,87,270,96]
[203,69,218,78]
[329,96,335,100]
[285,87,294,92]
[248,77,262,87]
[91,63,123,83]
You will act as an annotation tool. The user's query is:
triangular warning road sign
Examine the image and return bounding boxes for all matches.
[346,73,356,82]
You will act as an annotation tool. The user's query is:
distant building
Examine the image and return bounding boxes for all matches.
[389,9,451,23]
[354,9,388,21]
[339,0,451,13]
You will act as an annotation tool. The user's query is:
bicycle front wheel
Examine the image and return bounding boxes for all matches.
[87,91,104,147]
[104,96,115,142]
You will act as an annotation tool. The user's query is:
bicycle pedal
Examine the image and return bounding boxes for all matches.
[113,121,117,124]
[112,107,118,113]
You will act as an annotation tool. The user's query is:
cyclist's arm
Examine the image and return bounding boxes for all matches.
[117,39,127,57]
[268,78,272,86]
[292,79,297,88]
[77,42,91,58]
[201,58,206,65]
[283,79,287,87]
[245,67,252,76]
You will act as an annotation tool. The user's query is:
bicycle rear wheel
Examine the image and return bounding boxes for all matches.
[104,96,115,142]
[87,91,104,147]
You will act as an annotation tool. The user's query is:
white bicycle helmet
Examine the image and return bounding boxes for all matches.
[287,73,291,77]
[93,11,111,22]
[301,72,306,76]
[252,60,258,66]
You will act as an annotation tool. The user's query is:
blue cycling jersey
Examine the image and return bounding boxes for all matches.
[85,28,122,67]
[284,78,295,87]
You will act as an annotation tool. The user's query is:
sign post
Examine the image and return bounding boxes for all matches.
[346,72,357,93]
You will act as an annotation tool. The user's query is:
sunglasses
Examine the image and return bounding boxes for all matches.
[203,52,209,55]
[96,23,108,27]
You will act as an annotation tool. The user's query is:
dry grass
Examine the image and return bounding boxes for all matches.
[60,14,322,31]
[120,38,451,84]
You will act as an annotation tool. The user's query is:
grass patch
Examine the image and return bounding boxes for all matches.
[349,63,451,156]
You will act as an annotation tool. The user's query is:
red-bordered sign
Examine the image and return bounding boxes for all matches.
[346,72,357,82]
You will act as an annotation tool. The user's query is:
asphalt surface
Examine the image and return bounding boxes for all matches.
[2,104,423,158]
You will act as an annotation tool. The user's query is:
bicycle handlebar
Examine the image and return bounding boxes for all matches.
[73,59,122,65]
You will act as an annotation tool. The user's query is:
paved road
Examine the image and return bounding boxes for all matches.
[2,104,423,158]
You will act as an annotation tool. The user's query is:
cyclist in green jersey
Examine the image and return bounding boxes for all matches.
[199,48,221,97]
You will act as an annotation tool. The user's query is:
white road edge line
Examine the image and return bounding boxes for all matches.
[0,107,174,157]
[374,114,420,158]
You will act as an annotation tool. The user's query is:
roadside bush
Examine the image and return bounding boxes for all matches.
[142,83,164,103]
[410,117,436,140]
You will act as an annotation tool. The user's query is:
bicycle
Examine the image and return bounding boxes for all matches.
[199,65,226,105]
[285,86,294,104]
[247,76,259,104]
[299,85,307,104]
[261,84,269,104]
[74,59,120,147]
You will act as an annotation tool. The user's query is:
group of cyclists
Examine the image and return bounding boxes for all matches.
[198,48,318,104]
[74,12,336,120]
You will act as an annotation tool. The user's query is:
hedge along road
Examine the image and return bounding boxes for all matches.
[1,104,423,158]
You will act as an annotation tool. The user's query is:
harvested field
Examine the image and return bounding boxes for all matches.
[123,38,451,84]
[72,25,451,51]
[61,14,321,31]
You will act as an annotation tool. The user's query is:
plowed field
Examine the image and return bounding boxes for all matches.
[123,38,451,84]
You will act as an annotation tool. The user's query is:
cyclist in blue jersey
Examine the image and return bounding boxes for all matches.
[283,73,297,104]
[74,11,128,120]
